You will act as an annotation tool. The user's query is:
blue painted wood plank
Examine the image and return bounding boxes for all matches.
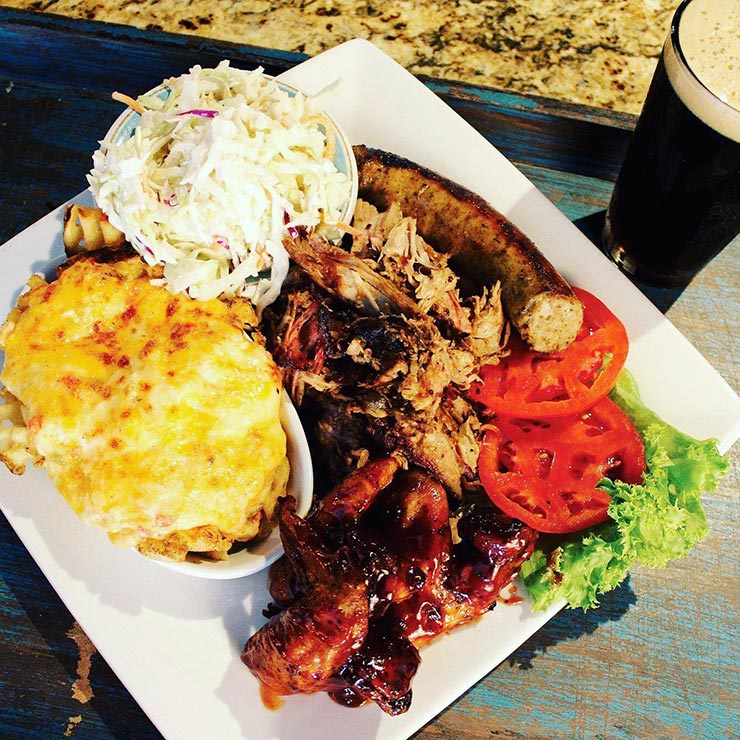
[0,513,161,739]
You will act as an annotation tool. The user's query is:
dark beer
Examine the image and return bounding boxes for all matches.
[602,0,740,287]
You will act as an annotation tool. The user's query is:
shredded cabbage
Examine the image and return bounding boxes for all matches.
[88,61,353,309]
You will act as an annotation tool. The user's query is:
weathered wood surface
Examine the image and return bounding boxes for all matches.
[0,8,737,740]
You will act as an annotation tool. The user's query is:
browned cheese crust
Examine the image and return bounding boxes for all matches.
[353,145,583,353]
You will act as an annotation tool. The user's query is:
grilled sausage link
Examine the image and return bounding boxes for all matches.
[353,145,583,353]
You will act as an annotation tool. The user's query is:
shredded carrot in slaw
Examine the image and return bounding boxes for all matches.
[112,91,145,114]
[335,221,365,238]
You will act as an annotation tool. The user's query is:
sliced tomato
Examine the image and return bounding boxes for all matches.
[471,287,629,418]
[478,397,646,533]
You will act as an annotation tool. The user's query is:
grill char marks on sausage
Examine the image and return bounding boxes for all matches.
[353,145,584,353]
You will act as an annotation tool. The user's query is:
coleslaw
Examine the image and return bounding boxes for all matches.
[88,61,354,309]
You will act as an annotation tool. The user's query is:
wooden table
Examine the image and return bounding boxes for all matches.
[0,9,737,739]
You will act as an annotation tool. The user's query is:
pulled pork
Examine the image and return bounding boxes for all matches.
[263,199,508,497]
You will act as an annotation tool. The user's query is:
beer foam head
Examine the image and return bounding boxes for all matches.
[665,0,740,142]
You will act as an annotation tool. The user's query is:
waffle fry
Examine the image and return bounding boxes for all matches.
[0,388,43,475]
[63,204,125,255]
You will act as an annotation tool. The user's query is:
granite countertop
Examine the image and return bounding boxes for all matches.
[3,0,677,114]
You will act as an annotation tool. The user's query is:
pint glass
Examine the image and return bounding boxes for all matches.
[602,0,740,287]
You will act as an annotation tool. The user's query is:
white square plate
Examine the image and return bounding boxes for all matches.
[1,39,738,740]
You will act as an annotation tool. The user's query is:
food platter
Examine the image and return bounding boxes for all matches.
[0,38,738,739]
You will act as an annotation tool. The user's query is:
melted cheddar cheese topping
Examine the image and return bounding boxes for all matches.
[0,255,288,558]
